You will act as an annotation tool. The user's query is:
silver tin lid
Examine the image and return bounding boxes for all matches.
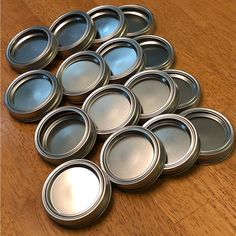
[119,5,155,38]
[100,126,166,190]
[42,159,111,227]
[134,35,175,70]
[180,108,234,164]
[88,5,127,48]
[164,69,201,113]
[50,10,96,58]
[143,114,200,175]
[125,70,179,122]
[56,51,111,104]
[35,106,97,165]
[82,84,140,138]
[96,37,144,83]
[6,26,59,73]
[4,70,63,122]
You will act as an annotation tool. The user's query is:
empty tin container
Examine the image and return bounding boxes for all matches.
[96,37,144,83]
[100,126,166,190]
[82,84,140,138]
[164,69,201,112]
[50,10,96,58]
[180,108,234,164]
[119,5,155,38]
[134,35,175,70]
[4,70,63,122]
[143,114,200,175]
[6,26,58,72]
[125,70,179,122]
[42,159,111,227]
[35,106,97,165]
[56,51,110,104]
[88,5,127,48]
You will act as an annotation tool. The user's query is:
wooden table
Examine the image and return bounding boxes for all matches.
[1,1,236,235]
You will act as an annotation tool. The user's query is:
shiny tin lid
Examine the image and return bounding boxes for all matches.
[125,70,179,122]
[143,114,200,175]
[119,5,155,38]
[42,159,111,227]
[100,126,166,190]
[88,5,127,48]
[4,70,63,122]
[82,84,140,138]
[96,37,144,83]
[50,10,96,58]
[56,51,110,104]
[180,108,234,164]
[164,69,201,112]
[35,106,97,165]
[134,35,175,70]
[6,26,58,73]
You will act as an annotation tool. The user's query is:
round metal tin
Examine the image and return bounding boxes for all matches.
[82,84,140,138]
[96,37,144,83]
[180,108,234,164]
[35,106,97,165]
[134,35,175,70]
[42,159,111,227]
[125,70,179,122]
[56,51,110,104]
[164,69,201,112]
[100,126,166,190]
[88,5,127,48]
[119,5,155,38]
[50,10,96,58]
[6,26,58,73]
[4,70,63,122]
[143,114,200,175]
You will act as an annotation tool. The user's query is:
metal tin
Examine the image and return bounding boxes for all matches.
[96,37,144,83]
[180,108,234,164]
[119,5,155,38]
[88,5,127,48]
[4,70,63,122]
[100,126,166,190]
[134,35,175,70]
[42,159,111,227]
[50,10,96,58]
[35,106,97,165]
[56,51,110,104]
[164,69,201,112]
[82,84,140,138]
[143,114,200,175]
[6,26,58,73]
[125,70,179,122]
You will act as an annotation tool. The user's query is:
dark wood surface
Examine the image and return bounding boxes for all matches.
[1,0,236,235]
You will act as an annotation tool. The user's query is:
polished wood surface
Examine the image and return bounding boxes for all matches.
[1,0,236,235]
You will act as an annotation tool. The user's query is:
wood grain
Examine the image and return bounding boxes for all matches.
[1,0,236,235]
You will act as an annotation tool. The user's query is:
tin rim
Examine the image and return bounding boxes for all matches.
[134,35,175,70]
[119,5,155,38]
[42,159,111,227]
[125,70,179,121]
[35,106,97,165]
[180,108,234,164]
[143,114,200,175]
[96,37,144,83]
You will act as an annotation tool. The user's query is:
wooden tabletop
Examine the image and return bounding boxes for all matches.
[1,0,236,235]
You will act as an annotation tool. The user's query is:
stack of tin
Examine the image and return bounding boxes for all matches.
[5,5,234,228]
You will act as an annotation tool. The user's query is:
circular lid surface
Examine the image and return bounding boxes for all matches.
[143,114,200,175]
[125,70,179,121]
[180,108,234,164]
[119,5,155,37]
[134,35,175,70]
[164,69,201,112]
